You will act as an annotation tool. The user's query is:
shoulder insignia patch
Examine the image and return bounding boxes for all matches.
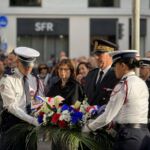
[119,77,127,83]
[3,74,8,77]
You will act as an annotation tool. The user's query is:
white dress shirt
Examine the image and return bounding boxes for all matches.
[86,71,149,132]
[0,69,39,126]
[27,74,44,97]
[96,65,111,83]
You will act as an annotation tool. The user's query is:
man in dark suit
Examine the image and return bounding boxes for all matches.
[85,39,119,106]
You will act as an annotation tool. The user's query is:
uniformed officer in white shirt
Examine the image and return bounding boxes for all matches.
[139,58,150,131]
[0,47,41,150]
[82,50,150,150]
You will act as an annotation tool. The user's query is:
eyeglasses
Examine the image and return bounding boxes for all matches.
[58,68,70,71]
[39,67,47,70]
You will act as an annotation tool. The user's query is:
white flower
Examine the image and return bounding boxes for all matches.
[79,101,89,114]
[57,107,61,113]
[47,111,54,117]
[59,110,71,122]
[79,105,86,113]
[82,100,89,107]
[43,114,47,124]
[82,113,91,124]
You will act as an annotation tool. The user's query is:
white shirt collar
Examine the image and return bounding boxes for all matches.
[14,68,31,79]
[100,65,111,75]
[14,68,24,78]
[121,71,136,80]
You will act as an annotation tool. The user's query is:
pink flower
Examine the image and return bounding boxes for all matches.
[86,106,96,113]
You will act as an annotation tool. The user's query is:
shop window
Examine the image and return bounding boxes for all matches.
[17,35,69,63]
[88,0,120,7]
[10,0,41,7]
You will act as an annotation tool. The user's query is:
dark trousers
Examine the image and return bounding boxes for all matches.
[113,127,150,150]
[0,110,23,132]
[0,131,29,150]
[0,110,35,150]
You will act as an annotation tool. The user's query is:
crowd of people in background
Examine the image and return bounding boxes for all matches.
[0,50,97,96]
[0,45,150,116]
[1,39,150,150]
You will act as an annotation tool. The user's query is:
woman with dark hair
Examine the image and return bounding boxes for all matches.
[76,62,92,88]
[37,63,50,87]
[46,59,85,105]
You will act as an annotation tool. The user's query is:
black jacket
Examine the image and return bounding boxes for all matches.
[85,67,119,106]
[46,78,85,105]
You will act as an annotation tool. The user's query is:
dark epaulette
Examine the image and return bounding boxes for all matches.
[11,69,15,75]
[3,74,8,78]
[119,77,127,83]
[3,69,16,78]
[4,68,15,76]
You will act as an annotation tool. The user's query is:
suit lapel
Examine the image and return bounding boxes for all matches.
[95,68,112,90]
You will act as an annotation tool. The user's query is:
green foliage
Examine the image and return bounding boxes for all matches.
[4,123,37,150]
[5,123,114,150]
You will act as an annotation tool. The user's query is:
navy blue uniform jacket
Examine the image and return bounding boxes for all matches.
[85,67,119,106]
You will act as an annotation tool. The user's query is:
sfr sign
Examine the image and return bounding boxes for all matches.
[35,22,54,32]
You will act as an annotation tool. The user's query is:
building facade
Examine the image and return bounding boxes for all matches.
[0,0,150,63]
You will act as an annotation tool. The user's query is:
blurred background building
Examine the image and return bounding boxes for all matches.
[0,0,150,63]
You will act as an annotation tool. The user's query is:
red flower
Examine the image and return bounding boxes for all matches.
[39,111,45,116]
[51,113,61,124]
[58,120,68,128]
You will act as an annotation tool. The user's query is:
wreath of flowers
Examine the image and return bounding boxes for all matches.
[6,96,113,150]
[31,95,104,130]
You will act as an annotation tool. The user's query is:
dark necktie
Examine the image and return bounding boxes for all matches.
[23,76,31,114]
[96,70,104,86]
